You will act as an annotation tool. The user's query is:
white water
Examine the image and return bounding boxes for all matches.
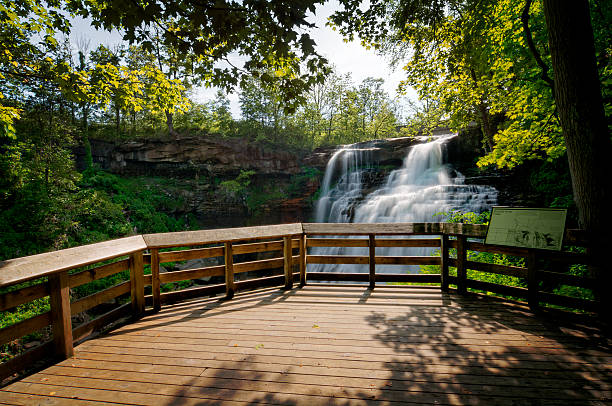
[312,134,498,273]
[314,143,377,224]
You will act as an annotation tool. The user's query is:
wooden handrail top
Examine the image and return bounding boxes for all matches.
[143,223,304,249]
[302,222,489,237]
[0,235,147,287]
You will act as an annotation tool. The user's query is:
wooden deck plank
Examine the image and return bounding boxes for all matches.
[22,370,610,403]
[94,328,605,350]
[93,323,611,353]
[102,326,599,346]
[79,338,612,368]
[73,345,612,376]
[0,390,121,405]
[2,285,610,405]
[41,364,611,393]
[60,352,612,388]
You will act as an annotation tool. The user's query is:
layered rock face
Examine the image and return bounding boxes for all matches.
[78,129,483,178]
[77,135,301,177]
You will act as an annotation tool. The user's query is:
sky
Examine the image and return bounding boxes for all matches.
[69,1,416,118]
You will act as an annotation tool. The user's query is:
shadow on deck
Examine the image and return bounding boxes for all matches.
[1,285,610,405]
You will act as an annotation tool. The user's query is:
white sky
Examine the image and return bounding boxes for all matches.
[69,2,416,118]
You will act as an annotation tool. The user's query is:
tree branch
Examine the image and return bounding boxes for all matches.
[521,0,555,94]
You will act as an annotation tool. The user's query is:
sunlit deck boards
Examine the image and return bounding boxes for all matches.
[1,285,610,405]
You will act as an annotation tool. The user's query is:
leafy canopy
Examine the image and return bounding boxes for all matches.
[66,0,331,111]
[330,0,611,169]
[0,0,191,137]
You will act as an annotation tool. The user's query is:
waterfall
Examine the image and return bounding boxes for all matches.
[314,143,377,223]
[312,133,498,273]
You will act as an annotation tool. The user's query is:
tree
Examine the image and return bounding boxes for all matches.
[67,0,331,111]
[541,0,612,316]
[540,1,611,233]
[331,0,570,164]
[0,0,71,137]
[145,26,199,136]
[89,45,124,136]
[208,90,234,135]
[357,77,397,138]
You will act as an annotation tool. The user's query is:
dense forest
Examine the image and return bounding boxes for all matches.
[0,0,610,262]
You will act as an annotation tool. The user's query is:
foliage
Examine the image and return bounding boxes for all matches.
[528,156,577,226]
[81,169,191,234]
[219,170,255,198]
[437,210,491,225]
[0,174,130,260]
[0,6,190,137]
[331,0,611,168]
[245,187,287,216]
[67,0,331,112]
[0,295,50,362]
[421,210,526,291]
[0,297,50,331]
[238,69,402,148]
[551,260,594,302]
[399,99,447,138]
[287,167,322,198]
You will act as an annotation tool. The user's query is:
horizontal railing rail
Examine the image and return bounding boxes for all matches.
[0,222,597,382]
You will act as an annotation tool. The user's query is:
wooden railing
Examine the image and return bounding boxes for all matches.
[0,222,596,381]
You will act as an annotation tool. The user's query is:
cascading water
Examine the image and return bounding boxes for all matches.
[314,143,376,224]
[312,133,498,273]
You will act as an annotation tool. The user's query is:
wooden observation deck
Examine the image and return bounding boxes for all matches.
[0,223,610,404]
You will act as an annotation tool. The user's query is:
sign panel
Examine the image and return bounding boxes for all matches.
[485,207,567,251]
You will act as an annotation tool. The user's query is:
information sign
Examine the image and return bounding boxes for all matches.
[485,207,567,251]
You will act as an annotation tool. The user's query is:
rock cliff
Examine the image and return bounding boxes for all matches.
[76,135,301,177]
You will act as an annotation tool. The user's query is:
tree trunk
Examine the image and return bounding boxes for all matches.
[83,107,92,170]
[542,0,612,320]
[470,68,495,153]
[115,106,120,137]
[165,110,178,138]
[131,110,136,136]
[476,103,494,153]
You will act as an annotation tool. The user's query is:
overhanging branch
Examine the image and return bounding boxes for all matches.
[521,0,555,95]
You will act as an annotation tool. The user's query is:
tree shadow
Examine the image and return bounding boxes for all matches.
[135,290,610,405]
[363,293,611,404]
[8,286,610,404]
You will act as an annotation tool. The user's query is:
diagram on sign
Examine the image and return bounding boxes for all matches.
[485,208,567,251]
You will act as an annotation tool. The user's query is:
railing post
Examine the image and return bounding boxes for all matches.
[527,250,539,311]
[440,234,449,292]
[49,271,73,359]
[368,234,376,290]
[150,248,161,312]
[456,235,467,295]
[225,242,235,299]
[299,234,307,286]
[129,251,145,316]
[284,236,294,289]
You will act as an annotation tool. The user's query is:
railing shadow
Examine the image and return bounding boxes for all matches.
[103,286,303,337]
[21,286,610,404]
[155,289,611,405]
